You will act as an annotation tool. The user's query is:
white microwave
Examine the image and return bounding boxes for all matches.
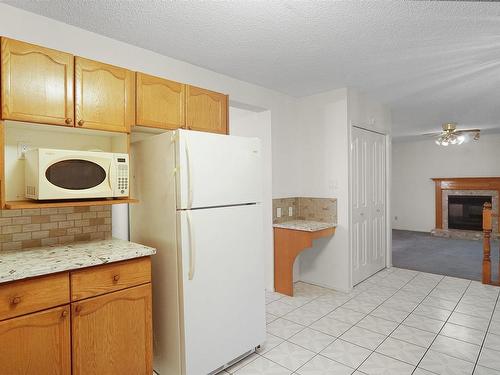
[25,148,129,200]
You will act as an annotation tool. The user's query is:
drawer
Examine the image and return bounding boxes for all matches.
[0,272,70,321]
[71,257,151,301]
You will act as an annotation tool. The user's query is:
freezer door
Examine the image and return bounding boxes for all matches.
[177,129,262,209]
[178,205,266,375]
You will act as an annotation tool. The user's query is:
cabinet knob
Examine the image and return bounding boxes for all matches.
[61,310,68,318]
[113,274,120,282]
[65,118,72,125]
[11,296,21,305]
[74,305,82,314]
[77,120,84,127]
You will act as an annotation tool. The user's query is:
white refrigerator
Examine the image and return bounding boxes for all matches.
[130,130,266,375]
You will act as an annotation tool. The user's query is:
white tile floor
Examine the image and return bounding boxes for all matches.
[222,267,500,375]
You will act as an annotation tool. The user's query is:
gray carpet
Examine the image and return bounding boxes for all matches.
[392,229,499,282]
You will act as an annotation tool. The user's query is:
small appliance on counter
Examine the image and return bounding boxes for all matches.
[24,148,129,200]
[130,130,266,375]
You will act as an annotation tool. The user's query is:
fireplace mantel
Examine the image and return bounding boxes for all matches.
[432,177,500,230]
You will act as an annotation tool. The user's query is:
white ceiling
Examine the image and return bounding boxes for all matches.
[4,0,500,137]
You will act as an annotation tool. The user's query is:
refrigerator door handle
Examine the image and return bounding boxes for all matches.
[187,210,196,280]
[185,139,194,209]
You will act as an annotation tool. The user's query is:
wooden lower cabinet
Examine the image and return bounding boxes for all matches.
[71,283,152,375]
[0,305,71,375]
[0,257,152,374]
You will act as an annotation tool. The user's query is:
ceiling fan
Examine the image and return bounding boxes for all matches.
[426,122,480,146]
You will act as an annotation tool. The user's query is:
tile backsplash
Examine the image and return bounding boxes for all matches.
[0,205,112,251]
[272,197,337,224]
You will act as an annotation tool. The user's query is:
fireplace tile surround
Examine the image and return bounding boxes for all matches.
[431,177,500,240]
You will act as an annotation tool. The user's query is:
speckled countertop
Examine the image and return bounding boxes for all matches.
[0,238,156,284]
[273,220,336,232]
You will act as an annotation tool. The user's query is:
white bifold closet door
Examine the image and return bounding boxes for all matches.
[351,126,387,285]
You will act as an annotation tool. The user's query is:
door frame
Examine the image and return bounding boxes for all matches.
[348,125,392,288]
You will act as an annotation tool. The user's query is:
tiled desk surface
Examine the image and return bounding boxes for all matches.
[273,220,336,232]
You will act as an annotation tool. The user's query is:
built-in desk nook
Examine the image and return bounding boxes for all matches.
[272,197,337,296]
[273,221,336,296]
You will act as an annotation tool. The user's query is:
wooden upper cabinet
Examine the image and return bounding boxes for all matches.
[185,85,228,134]
[136,72,185,130]
[75,57,134,133]
[1,38,74,126]
[71,284,152,375]
[0,305,71,375]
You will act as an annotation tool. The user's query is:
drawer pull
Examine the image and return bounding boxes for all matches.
[11,296,21,305]
[113,274,120,282]
[61,310,68,318]
[74,305,82,314]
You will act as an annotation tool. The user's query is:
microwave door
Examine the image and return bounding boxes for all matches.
[41,157,113,199]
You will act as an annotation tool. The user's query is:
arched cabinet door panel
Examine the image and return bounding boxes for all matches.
[185,85,228,134]
[136,72,185,130]
[75,57,134,133]
[0,305,71,375]
[71,284,152,375]
[1,38,74,126]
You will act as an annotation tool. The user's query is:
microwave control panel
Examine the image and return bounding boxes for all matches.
[114,155,129,197]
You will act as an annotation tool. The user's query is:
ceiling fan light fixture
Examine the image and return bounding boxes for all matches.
[433,122,481,146]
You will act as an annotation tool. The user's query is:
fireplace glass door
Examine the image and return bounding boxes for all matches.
[448,195,492,231]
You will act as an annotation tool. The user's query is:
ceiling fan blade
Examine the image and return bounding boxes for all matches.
[421,132,441,137]
[455,129,480,133]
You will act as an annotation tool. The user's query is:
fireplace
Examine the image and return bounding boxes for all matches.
[431,177,500,240]
[448,195,492,231]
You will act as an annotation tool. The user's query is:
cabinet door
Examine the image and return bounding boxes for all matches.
[72,284,152,375]
[0,305,71,375]
[75,57,134,133]
[136,72,185,130]
[1,38,74,126]
[185,85,228,134]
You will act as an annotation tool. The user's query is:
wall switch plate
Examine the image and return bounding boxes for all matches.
[18,142,31,160]
[288,207,293,216]
[277,207,282,218]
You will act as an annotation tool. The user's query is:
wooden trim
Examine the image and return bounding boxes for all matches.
[0,121,4,209]
[483,202,493,284]
[274,227,335,296]
[432,177,500,229]
[435,182,443,229]
[4,198,138,210]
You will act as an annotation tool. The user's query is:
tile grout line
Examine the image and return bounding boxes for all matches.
[287,269,403,374]
[260,268,478,375]
[231,272,498,375]
[263,269,398,374]
[472,287,500,374]
[351,271,444,374]
[411,278,473,374]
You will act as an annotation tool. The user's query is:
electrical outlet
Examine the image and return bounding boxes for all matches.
[288,207,293,216]
[277,207,282,218]
[17,142,31,160]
